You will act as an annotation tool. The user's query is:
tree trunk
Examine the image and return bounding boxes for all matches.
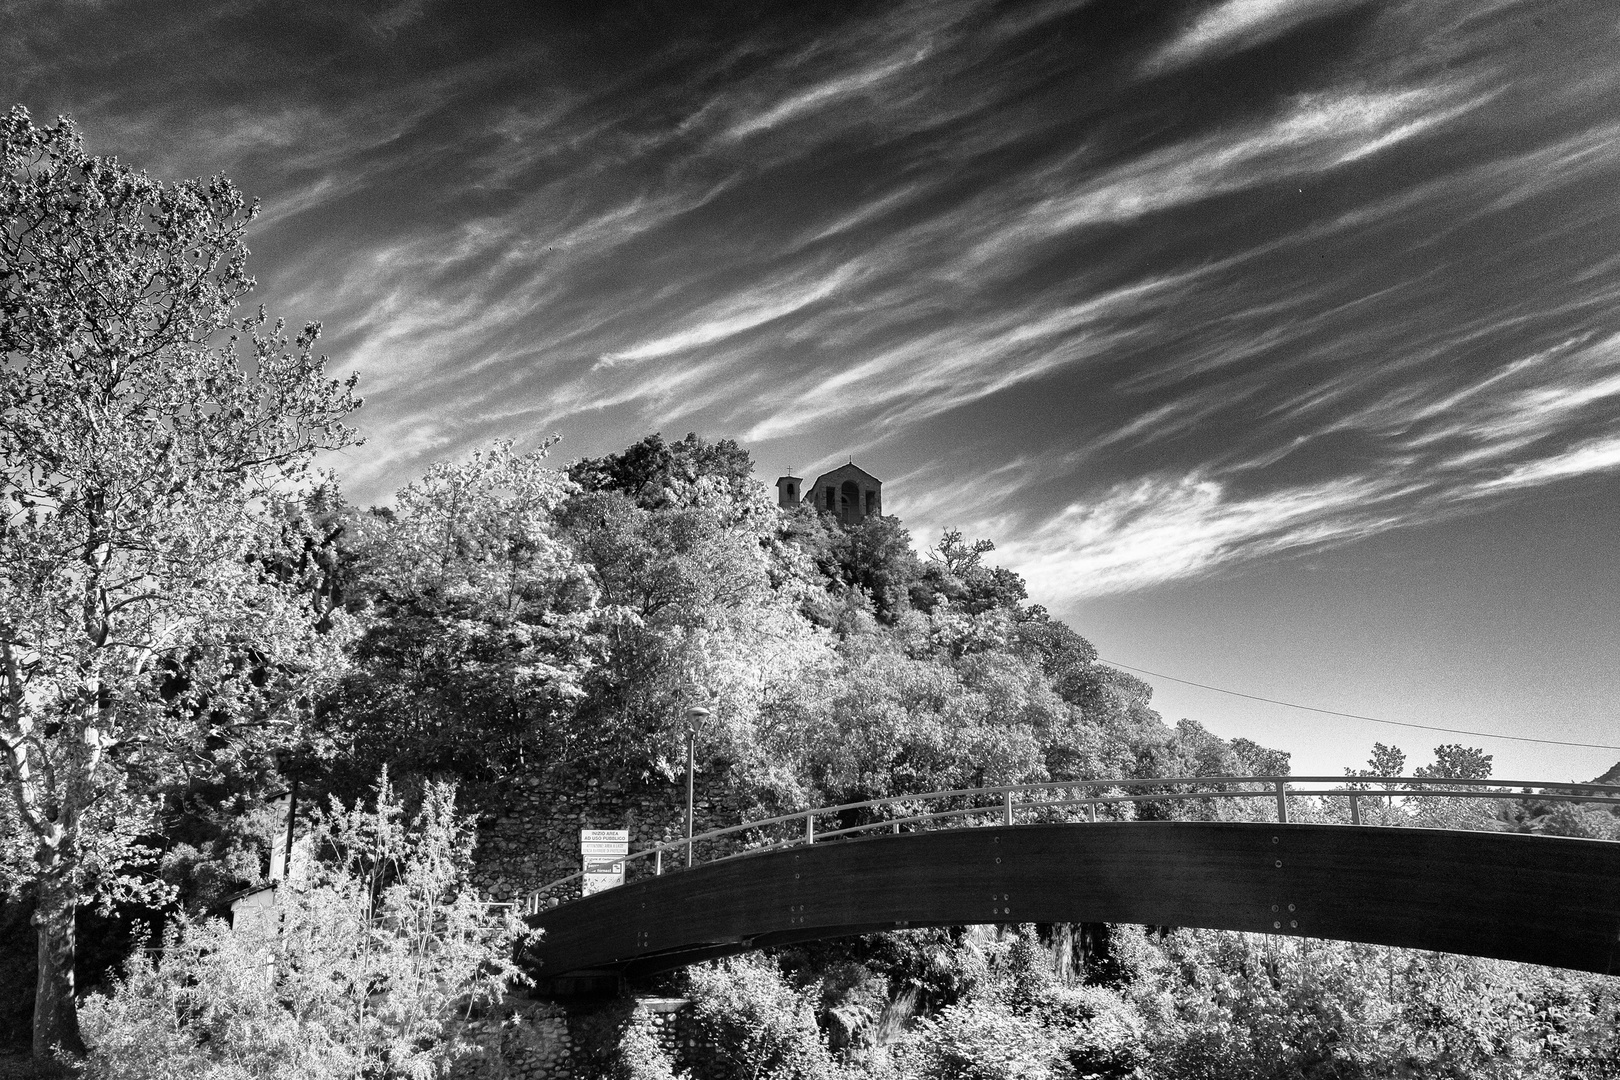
[31,874,84,1059]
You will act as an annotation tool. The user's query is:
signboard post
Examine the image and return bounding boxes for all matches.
[580,829,629,896]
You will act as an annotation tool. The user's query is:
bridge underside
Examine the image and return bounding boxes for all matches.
[524,822,1620,982]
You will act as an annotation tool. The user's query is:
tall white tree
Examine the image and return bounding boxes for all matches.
[0,106,359,1056]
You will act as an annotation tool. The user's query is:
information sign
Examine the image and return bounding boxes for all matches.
[581,873,620,897]
[580,829,628,893]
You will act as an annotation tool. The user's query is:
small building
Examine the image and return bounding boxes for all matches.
[228,787,298,936]
[228,880,280,937]
[778,463,882,526]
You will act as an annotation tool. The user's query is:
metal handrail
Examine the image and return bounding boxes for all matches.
[522,774,1620,913]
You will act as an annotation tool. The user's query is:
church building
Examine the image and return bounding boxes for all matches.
[776,463,882,526]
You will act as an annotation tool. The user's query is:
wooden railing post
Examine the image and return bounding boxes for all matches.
[1003,790,1014,826]
[1275,779,1288,824]
[805,811,815,845]
[655,847,663,875]
[1349,794,1361,826]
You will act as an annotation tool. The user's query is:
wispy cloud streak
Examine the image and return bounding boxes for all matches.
[9,0,1620,604]
[600,262,861,364]
[1142,0,1364,74]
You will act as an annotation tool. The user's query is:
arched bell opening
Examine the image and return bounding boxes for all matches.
[839,480,861,525]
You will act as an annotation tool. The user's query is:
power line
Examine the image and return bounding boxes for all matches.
[1099,658,1620,752]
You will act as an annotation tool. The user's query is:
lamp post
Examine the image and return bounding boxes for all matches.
[683,706,710,868]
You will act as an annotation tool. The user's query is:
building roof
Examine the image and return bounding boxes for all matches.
[808,462,881,486]
[222,879,278,906]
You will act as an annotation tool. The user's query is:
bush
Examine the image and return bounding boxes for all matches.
[898,998,1065,1080]
[685,955,842,1080]
[1133,929,1620,1080]
[79,776,530,1080]
[610,1006,680,1080]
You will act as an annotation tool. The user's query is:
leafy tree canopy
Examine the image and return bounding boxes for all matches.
[0,105,359,1056]
[332,442,603,790]
[568,432,754,510]
[1416,742,1493,781]
[911,530,1029,616]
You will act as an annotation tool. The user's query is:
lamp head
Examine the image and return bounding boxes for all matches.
[684,706,711,725]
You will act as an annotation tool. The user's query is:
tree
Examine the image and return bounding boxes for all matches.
[1365,741,1407,777]
[1227,737,1289,778]
[559,475,831,789]
[79,776,529,1080]
[568,432,754,510]
[334,443,603,789]
[832,515,921,623]
[910,530,1027,616]
[0,107,359,1056]
[1416,743,1493,782]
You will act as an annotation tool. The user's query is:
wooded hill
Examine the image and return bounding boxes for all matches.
[319,434,1294,815]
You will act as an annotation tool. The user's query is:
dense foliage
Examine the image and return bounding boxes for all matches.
[655,921,1620,1080]
[22,420,1616,1074]
[319,432,1620,1078]
[0,105,359,1055]
[79,777,528,1080]
[331,434,1203,815]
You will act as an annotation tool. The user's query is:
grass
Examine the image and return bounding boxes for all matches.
[0,1050,78,1079]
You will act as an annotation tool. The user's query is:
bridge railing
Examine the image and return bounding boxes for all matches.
[522,774,1620,913]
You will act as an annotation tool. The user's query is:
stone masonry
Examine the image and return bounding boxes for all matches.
[469,764,765,905]
[463,767,774,1078]
[454,996,704,1080]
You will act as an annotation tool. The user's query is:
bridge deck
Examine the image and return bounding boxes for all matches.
[524,822,1620,979]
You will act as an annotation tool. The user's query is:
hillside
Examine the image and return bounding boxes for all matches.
[9,432,1619,1078]
[322,434,1293,823]
[307,433,1620,1076]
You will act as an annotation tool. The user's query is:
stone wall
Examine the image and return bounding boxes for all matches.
[634,997,690,1059]
[463,768,778,1077]
[455,996,712,1080]
[469,766,766,905]
[455,998,574,1080]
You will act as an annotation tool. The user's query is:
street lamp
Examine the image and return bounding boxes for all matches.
[683,706,710,868]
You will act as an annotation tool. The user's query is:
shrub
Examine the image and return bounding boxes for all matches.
[684,955,842,1080]
[610,1006,680,1080]
[898,998,1065,1080]
[79,776,530,1080]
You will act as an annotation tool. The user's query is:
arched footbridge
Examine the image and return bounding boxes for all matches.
[520,776,1620,985]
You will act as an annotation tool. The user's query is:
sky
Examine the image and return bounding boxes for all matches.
[5,0,1619,781]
